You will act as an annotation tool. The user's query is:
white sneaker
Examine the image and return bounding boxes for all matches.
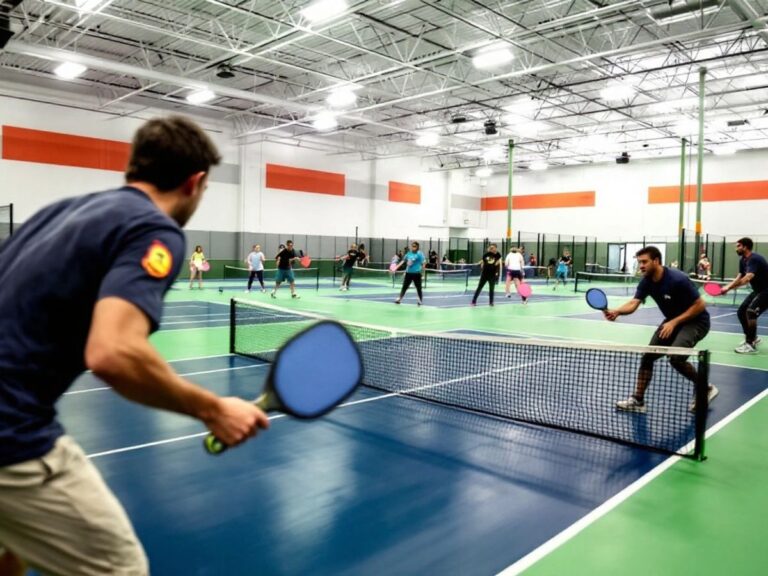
[740,337,761,347]
[292,293,300,299]
[616,396,647,413]
[735,342,757,354]
[261,288,266,293]
[245,289,251,293]
[689,384,719,412]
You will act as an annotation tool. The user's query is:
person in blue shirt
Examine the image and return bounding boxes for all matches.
[603,246,717,413]
[721,237,768,354]
[394,241,425,305]
[0,117,269,576]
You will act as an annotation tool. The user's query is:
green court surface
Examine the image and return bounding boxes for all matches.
[160,281,768,575]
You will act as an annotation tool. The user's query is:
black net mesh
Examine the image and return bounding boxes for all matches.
[230,299,709,458]
[574,271,636,296]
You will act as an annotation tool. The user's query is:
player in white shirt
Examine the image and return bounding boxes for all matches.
[504,247,528,303]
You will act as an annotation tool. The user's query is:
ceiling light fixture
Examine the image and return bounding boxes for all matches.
[216,64,235,79]
[472,45,514,70]
[54,62,87,79]
[186,89,216,105]
[301,0,348,23]
[326,87,357,108]
[75,0,103,11]
[601,82,635,102]
[415,132,439,147]
[312,111,338,131]
[476,167,492,178]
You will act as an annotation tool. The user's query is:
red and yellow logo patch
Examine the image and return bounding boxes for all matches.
[142,240,173,279]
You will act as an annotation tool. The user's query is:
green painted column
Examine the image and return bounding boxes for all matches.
[678,137,687,265]
[506,139,515,241]
[695,67,707,260]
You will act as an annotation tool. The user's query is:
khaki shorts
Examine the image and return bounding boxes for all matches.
[0,436,148,576]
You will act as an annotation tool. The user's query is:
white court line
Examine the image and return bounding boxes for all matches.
[86,360,546,459]
[710,312,737,319]
[161,319,231,326]
[496,386,768,576]
[65,364,268,395]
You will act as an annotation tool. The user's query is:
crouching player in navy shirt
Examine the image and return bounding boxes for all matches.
[602,246,717,413]
[0,116,269,575]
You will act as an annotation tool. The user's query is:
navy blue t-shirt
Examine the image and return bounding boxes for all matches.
[633,267,709,323]
[739,252,768,292]
[0,186,185,466]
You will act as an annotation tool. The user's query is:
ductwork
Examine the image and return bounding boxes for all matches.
[649,0,722,21]
[0,0,23,49]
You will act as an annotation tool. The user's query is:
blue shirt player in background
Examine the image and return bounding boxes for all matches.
[394,241,425,305]
[602,246,717,413]
[721,237,768,354]
[0,116,269,575]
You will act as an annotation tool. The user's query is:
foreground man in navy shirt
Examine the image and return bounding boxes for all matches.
[603,246,717,413]
[0,116,269,575]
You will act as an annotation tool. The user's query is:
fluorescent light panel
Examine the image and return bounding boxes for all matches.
[476,167,492,178]
[301,0,348,23]
[54,62,87,79]
[415,132,439,147]
[312,111,338,131]
[75,0,103,10]
[326,87,357,108]
[472,46,514,69]
[186,89,216,104]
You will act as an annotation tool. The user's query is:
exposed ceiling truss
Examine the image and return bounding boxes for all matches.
[1,0,768,171]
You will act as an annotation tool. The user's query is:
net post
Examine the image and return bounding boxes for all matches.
[229,298,236,354]
[315,267,320,291]
[693,349,710,461]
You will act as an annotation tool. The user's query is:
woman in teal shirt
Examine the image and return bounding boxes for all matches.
[394,242,425,305]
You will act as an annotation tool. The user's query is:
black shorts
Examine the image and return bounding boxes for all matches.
[742,289,768,316]
[506,270,523,280]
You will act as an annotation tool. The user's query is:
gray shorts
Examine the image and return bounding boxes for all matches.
[648,316,710,348]
[275,268,295,283]
[0,436,148,575]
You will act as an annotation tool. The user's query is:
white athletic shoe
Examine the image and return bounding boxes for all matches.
[689,384,719,413]
[261,288,266,293]
[292,293,300,299]
[739,337,761,347]
[616,396,647,413]
[735,342,757,354]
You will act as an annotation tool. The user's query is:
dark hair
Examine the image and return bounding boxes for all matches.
[125,116,221,191]
[636,245,662,263]
[737,237,753,250]
[411,241,420,249]
[286,240,294,245]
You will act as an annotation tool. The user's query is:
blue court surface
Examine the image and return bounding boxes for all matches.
[58,330,768,575]
[332,290,574,308]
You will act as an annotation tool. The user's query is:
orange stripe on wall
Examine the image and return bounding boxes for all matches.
[648,181,768,203]
[388,181,421,204]
[2,126,131,172]
[265,163,345,196]
[481,191,595,211]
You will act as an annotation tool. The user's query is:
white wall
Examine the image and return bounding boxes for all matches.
[2,85,767,242]
[0,92,239,230]
[474,151,768,240]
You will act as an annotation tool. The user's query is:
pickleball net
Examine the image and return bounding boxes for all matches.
[229,299,709,459]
